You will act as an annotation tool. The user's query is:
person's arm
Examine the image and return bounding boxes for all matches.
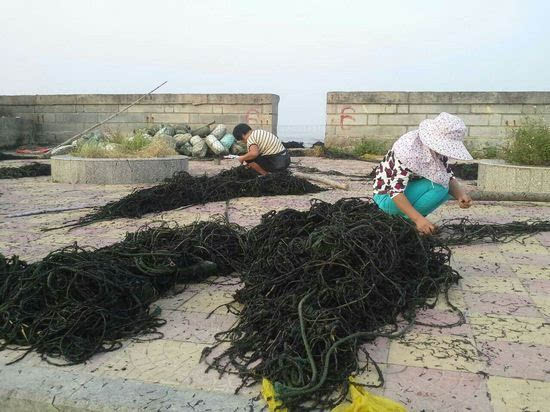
[392,193,437,235]
[238,144,260,163]
[449,178,472,209]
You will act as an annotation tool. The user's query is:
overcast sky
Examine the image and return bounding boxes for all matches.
[1,0,549,139]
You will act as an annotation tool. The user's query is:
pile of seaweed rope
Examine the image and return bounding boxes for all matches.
[0,219,243,365]
[50,166,326,230]
[204,198,463,410]
[0,162,51,179]
[2,197,550,410]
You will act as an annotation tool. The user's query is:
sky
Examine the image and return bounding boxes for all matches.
[1,0,549,140]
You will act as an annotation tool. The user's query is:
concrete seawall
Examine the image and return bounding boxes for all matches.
[325,91,550,149]
[0,94,279,146]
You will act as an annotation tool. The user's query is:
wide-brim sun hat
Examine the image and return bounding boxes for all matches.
[418,112,473,160]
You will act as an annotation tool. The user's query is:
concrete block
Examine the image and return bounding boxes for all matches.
[410,104,458,114]
[493,92,550,104]
[0,117,35,148]
[535,105,550,113]
[397,104,409,113]
[262,104,275,114]
[326,114,367,126]
[378,114,426,125]
[326,104,339,114]
[363,104,397,114]
[0,105,34,113]
[105,113,148,123]
[501,115,524,127]
[175,104,214,114]
[36,95,77,105]
[126,104,167,113]
[213,105,223,114]
[220,114,243,124]
[327,92,408,104]
[55,113,99,123]
[0,95,36,105]
[522,105,538,114]
[220,104,261,114]
[80,104,119,113]
[478,161,550,194]
[457,105,471,113]
[206,94,277,105]
[408,92,454,104]
[471,104,523,114]
[147,113,190,123]
[468,126,509,138]
[460,114,491,126]
[33,104,76,113]
[367,115,379,125]
[332,125,407,138]
[41,122,86,133]
[449,92,499,104]
[51,155,189,184]
[76,94,138,105]
[34,113,56,123]
[489,114,502,126]
[7,113,38,121]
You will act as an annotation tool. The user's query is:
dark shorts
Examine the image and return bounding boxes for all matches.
[254,150,291,172]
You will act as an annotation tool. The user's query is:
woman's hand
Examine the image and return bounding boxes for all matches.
[457,193,472,209]
[415,216,437,235]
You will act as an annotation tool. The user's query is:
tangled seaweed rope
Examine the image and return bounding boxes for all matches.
[2,198,550,410]
[47,166,326,231]
[0,219,243,365]
[0,162,51,179]
[203,198,464,410]
[438,217,550,245]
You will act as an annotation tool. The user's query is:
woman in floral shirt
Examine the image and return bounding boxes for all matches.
[373,112,473,235]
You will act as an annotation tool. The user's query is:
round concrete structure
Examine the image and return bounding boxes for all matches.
[476,160,550,201]
[51,155,189,184]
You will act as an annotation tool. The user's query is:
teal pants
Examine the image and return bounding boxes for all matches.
[374,178,452,217]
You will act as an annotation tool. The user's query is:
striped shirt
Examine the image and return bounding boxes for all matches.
[247,130,285,156]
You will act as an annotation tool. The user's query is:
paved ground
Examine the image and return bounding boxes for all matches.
[1,157,549,411]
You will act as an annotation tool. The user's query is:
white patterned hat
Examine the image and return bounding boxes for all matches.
[418,112,473,160]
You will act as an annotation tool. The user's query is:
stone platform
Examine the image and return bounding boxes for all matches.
[51,155,189,184]
[1,157,549,411]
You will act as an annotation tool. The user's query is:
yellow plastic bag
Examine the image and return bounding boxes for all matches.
[261,376,405,412]
[262,378,288,412]
[332,381,407,412]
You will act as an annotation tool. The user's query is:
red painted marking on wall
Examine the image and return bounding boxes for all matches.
[244,108,260,124]
[340,106,356,130]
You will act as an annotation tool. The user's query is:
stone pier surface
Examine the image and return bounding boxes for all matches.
[51,155,189,184]
[1,157,550,411]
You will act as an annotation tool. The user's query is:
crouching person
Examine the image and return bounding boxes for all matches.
[373,112,473,235]
[232,124,290,175]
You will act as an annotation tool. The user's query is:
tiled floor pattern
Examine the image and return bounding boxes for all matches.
[1,157,550,411]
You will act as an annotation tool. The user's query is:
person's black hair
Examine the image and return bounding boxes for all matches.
[233,123,252,140]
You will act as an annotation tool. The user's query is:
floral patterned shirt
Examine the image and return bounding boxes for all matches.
[373,150,454,198]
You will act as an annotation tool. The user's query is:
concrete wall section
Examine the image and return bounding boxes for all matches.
[325,92,550,149]
[0,117,36,149]
[0,94,279,146]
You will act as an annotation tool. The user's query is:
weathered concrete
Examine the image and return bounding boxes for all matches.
[478,160,550,194]
[1,157,550,412]
[0,364,260,411]
[0,94,279,146]
[325,91,550,150]
[0,117,36,149]
[51,155,189,184]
